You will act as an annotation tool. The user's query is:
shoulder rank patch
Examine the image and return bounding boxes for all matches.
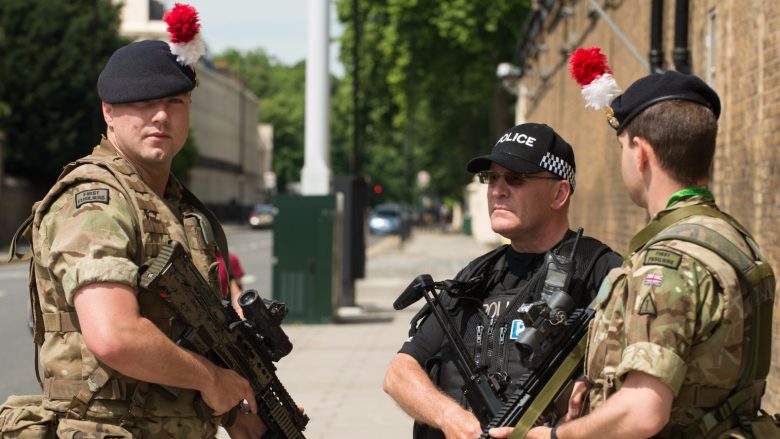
[75,189,109,208]
[644,248,682,269]
[639,294,657,317]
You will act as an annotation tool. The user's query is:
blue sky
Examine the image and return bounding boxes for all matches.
[168,0,345,75]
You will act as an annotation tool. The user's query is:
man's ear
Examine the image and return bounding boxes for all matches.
[551,179,572,210]
[632,135,653,172]
[102,102,114,128]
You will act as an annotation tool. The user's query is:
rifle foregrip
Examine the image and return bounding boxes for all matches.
[257,379,309,439]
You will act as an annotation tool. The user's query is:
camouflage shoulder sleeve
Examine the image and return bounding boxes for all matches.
[39,178,139,305]
[615,245,722,396]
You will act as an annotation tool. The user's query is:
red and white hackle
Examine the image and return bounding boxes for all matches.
[164,3,206,67]
[568,47,621,111]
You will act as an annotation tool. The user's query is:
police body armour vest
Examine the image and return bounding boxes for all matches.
[30,140,222,420]
[411,232,611,439]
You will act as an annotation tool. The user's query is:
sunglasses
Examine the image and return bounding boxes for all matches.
[477,171,561,186]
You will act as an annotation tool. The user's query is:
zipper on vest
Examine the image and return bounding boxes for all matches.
[496,324,509,373]
[485,316,497,367]
[475,324,484,366]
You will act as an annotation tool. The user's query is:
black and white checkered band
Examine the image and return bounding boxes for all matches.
[540,152,576,190]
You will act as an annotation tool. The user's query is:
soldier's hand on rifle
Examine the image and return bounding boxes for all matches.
[440,405,482,439]
[563,378,590,422]
[225,411,267,439]
[487,426,513,438]
[519,426,554,438]
[202,367,257,415]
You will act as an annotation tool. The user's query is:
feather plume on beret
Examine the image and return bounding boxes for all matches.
[97,3,205,103]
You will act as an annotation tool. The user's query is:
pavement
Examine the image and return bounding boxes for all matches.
[265,229,494,439]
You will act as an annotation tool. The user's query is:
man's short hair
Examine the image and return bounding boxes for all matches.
[623,100,718,185]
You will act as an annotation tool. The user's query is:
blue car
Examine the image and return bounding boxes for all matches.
[368,204,404,235]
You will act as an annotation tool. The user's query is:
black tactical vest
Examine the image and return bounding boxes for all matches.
[411,231,612,439]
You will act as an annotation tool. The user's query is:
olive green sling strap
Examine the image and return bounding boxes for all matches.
[628,205,753,257]
[637,206,774,439]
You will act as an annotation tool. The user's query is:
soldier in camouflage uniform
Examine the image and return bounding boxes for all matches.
[12,10,268,438]
[489,72,775,439]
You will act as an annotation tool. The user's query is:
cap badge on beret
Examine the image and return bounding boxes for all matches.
[164,3,205,67]
[569,47,622,129]
[605,106,619,129]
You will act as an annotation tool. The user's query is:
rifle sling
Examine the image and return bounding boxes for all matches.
[627,205,752,257]
[7,212,34,262]
[508,336,587,439]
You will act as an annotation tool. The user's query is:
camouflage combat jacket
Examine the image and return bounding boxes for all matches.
[584,196,757,436]
[30,138,223,433]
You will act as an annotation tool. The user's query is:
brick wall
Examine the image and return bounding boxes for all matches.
[516,0,780,412]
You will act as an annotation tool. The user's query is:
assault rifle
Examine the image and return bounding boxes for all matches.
[394,229,591,438]
[139,240,309,439]
[394,274,505,425]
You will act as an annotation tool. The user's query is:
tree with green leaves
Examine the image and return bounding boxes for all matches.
[0,0,125,192]
[335,0,530,204]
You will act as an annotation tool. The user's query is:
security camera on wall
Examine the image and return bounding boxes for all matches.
[496,62,523,94]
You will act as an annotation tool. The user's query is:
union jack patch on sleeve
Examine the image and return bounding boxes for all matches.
[643,273,663,286]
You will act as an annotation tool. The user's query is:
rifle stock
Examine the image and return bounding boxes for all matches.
[139,240,309,439]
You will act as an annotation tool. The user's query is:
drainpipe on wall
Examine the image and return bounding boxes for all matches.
[673,0,691,74]
[649,0,665,73]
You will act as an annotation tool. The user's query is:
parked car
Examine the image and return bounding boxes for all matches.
[368,203,404,235]
[248,203,274,229]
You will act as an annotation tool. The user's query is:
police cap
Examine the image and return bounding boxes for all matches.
[467,123,576,191]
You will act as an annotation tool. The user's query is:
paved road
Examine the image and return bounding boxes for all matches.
[0,227,274,399]
[225,226,273,298]
[0,261,38,397]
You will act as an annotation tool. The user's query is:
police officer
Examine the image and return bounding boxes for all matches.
[492,72,776,439]
[384,123,623,439]
[23,17,267,438]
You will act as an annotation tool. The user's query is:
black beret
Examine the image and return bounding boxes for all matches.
[609,70,720,133]
[98,40,196,104]
[467,122,577,191]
